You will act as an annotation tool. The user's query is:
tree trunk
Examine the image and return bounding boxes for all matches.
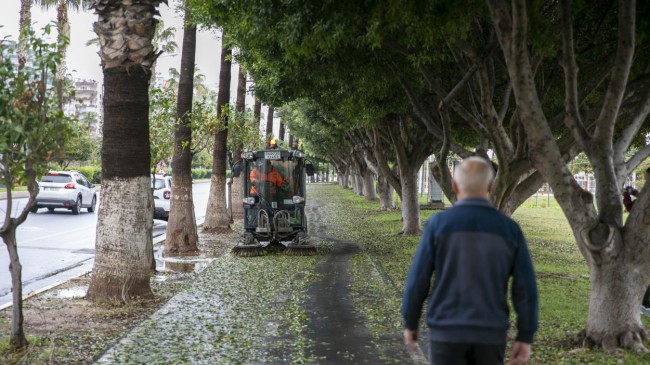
[55,0,69,110]
[400,167,421,234]
[2,225,28,350]
[231,68,246,220]
[166,11,198,255]
[266,106,274,146]
[288,134,294,148]
[377,174,395,210]
[579,234,650,353]
[350,173,360,195]
[254,98,262,128]
[362,170,376,200]
[87,67,153,301]
[17,0,32,71]
[279,122,286,141]
[203,37,232,232]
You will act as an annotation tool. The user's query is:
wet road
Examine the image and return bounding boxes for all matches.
[304,201,416,364]
[0,181,211,308]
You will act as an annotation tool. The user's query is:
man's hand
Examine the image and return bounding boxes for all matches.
[509,341,531,365]
[403,329,420,353]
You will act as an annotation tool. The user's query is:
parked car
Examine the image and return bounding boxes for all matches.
[152,174,172,200]
[31,170,97,214]
[153,197,170,221]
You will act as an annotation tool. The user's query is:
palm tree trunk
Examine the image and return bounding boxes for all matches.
[265,106,274,147]
[165,10,198,255]
[279,122,285,142]
[18,0,32,71]
[254,98,262,128]
[55,0,69,110]
[87,66,154,301]
[231,68,246,220]
[203,35,232,232]
[86,0,164,301]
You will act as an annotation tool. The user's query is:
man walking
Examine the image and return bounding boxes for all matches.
[402,157,538,365]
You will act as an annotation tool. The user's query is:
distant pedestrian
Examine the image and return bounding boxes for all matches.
[622,186,638,212]
[402,157,538,365]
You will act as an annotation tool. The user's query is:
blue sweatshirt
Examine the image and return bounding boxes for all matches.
[402,198,538,344]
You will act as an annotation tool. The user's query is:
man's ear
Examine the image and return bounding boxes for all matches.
[487,179,494,193]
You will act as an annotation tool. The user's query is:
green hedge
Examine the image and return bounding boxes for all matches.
[192,168,211,179]
[73,166,101,184]
[53,166,213,183]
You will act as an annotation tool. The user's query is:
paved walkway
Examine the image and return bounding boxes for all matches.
[95,198,422,364]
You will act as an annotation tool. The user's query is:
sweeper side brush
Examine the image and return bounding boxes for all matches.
[284,244,317,256]
[231,233,267,257]
[231,244,267,257]
[284,233,317,256]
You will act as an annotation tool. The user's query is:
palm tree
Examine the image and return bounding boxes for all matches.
[149,19,177,86]
[165,7,198,255]
[85,0,164,301]
[203,31,232,232]
[35,0,89,108]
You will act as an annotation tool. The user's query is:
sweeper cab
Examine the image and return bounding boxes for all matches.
[232,141,316,256]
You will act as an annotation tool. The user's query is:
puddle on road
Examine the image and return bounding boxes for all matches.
[43,285,88,299]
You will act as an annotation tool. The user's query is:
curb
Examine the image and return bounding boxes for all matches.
[0,230,169,311]
[0,191,30,200]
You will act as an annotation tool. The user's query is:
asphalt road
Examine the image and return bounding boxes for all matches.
[0,181,211,308]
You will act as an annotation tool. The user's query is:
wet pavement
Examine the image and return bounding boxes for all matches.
[95,195,420,364]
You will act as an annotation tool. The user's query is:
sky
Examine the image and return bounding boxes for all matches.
[0,0,277,135]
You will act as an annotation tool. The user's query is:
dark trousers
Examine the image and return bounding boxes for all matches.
[643,287,650,307]
[429,341,505,365]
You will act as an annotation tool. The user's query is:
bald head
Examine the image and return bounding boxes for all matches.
[453,157,495,199]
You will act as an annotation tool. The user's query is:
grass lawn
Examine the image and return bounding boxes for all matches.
[0,186,28,193]
[309,183,650,364]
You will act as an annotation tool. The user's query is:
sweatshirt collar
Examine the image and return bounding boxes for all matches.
[454,197,494,208]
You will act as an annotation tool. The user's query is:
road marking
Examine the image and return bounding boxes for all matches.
[16,226,90,245]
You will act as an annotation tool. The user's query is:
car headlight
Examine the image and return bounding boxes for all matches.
[243,197,256,204]
[292,196,305,204]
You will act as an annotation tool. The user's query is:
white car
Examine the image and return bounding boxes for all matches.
[153,197,170,221]
[152,174,172,200]
[31,170,97,214]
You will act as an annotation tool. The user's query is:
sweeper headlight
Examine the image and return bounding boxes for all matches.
[243,197,257,205]
[293,151,305,158]
[292,196,305,204]
[242,151,255,160]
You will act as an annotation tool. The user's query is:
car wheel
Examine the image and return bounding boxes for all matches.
[72,196,81,215]
[47,207,55,212]
[88,195,97,213]
[30,205,38,213]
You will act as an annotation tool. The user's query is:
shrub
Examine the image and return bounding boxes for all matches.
[191,168,211,179]
[70,166,101,184]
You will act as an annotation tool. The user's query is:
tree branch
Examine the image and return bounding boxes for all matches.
[624,144,650,178]
[614,85,650,161]
[372,128,402,196]
[560,0,590,149]
[593,0,636,144]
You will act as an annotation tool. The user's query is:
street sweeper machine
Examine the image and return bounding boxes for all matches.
[232,141,316,257]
